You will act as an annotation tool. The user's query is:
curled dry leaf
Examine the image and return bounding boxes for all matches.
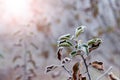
[72,62,79,80]
[41,51,49,59]
[67,77,73,80]
[108,72,120,80]
[29,69,37,77]
[14,65,20,70]
[67,77,72,80]
[81,76,86,80]
[90,0,99,17]
[57,47,63,61]
[87,38,102,52]
[13,55,21,63]
[28,76,32,80]
[46,65,58,73]
[28,52,37,68]
[90,61,104,70]
[61,57,71,65]
[16,75,22,80]
[28,52,32,60]
[78,74,86,80]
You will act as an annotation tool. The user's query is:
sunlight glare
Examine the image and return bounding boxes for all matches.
[4,0,29,16]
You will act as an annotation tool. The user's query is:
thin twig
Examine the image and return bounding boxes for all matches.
[62,65,72,76]
[96,66,112,80]
[81,55,91,80]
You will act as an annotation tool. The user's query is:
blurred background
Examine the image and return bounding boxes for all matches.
[0,0,120,80]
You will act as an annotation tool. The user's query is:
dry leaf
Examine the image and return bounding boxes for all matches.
[61,57,71,65]
[90,61,104,70]
[72,62,79,80]
[108,72,120,80]
[67,77,72,80]
[16,75,22,80]
[78,74,87,80]
[90,0,99,17]
[28,52,32,60]
[88,38,102,52]
[14,43,22,47]
[29,69,37,77]
[28,52,37,68]
[57,47,63,60]
[14,65,20,70]
[41,51,49,59]
[28,76,32,80]
[81,76,86,80]
[46,65,58,73]
[28,60,37,69]
[13,55,21,63]
[55,19,61,24]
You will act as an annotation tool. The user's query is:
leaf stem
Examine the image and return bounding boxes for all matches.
[81,55,91,80]
[62,65,72,76]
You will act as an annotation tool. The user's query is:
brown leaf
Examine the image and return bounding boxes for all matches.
[90,0,99,17]
[36,22,51,37]
[72,62,79,80]
[67,77,72,80]
[28,76,32,80]
[74,14,80,20]
[61,57,71,64]
[14,65,20,70]
[28,52,37,68]
[28,60,37,69]
[29,69,37,77]
[78,74,82,80]
[13,55,21,63]
[14,43,22,47]
[16,75,22,80]
[93,5,99,17]
[108,72,120,80]
[41,51,49,59]
[84,7,91,12]
[90,61,104,70]
[78,74,87,80]
[88,38,102,52]
[55,19,61,24]
[46,65,58,73]
[28,52,32,60]
[57,47,63,61]
[81,76,86,80]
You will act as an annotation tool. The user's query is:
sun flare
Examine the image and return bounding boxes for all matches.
[0,0,50,33]
[4,0,30,16]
